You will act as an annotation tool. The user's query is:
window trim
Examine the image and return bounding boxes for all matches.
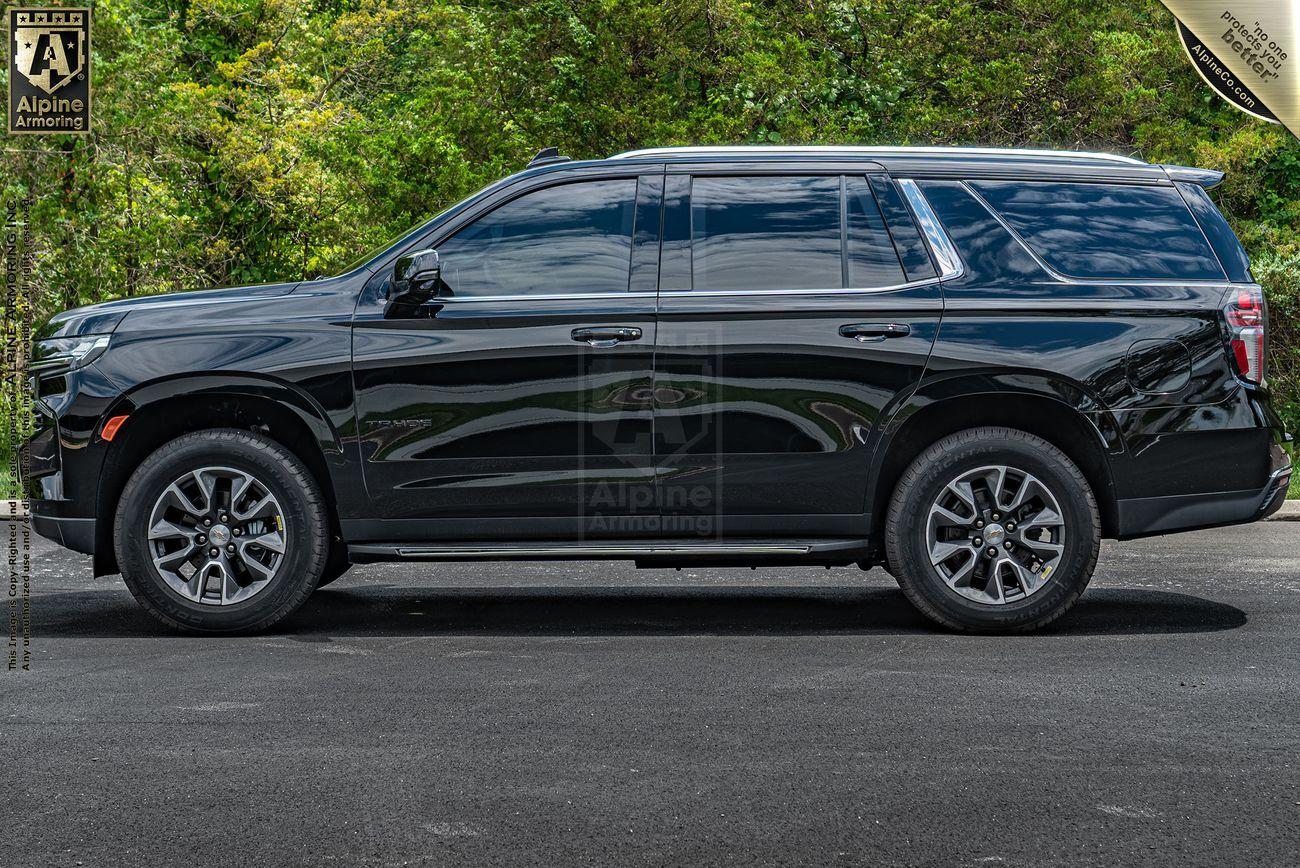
[895,179,964,281]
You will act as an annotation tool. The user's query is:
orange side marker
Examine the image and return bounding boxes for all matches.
[101,415,129,441]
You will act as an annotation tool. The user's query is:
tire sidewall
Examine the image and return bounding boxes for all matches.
[890,431,1099,631]
[115,432,326,632]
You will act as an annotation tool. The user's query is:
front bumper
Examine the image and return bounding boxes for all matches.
[30,511,97,555]
[23,362,121,558]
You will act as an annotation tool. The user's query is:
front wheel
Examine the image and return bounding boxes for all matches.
[114,429,329,633]
[885,427,1100,633]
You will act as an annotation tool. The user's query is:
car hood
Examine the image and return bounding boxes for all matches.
[38,281,302,339]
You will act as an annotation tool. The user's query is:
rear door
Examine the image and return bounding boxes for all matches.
[653,164,945,538]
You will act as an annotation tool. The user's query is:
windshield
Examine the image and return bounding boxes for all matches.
[334,225,422,275]
[324,172,528,279]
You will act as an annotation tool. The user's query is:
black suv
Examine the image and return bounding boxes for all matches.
[26,146,1292,634]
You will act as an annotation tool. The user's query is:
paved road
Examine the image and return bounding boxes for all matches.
[3,521,1299,867]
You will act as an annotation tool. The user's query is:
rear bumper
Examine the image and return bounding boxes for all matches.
[1116,462,1292,539]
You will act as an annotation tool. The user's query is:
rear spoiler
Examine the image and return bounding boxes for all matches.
[1160,164,1225,189]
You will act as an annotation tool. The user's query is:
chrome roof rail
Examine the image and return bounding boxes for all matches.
[608,145,1147,165]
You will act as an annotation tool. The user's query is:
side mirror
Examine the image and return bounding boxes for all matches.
[387,248,442,315]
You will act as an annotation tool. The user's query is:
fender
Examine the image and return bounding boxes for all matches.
[110,372,344,455]
[882,369,1124,449]
[861,369,1126,525]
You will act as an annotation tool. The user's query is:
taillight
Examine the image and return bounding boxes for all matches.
[1224,286,1266,384]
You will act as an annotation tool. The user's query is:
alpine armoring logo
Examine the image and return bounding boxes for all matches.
[7,8,91,135]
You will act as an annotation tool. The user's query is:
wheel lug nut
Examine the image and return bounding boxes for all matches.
[233,528,242,536]
[973,537,983,547]
[1004,541,1012,550]
[975,520,984,529]
[226,544,236,553]
[196,535,206,544]
[985,547,997,558]
[992,513,1000,521]
[203,519,212,527]
[209,548,219,557]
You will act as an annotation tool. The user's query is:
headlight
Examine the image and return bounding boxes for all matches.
[31,334,112,374]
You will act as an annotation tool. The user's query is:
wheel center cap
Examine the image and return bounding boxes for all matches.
[209,525,230,546]
[984,523,1006,545]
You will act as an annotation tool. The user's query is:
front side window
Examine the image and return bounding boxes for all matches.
[436,178,637,297]
[972,180,1224,281]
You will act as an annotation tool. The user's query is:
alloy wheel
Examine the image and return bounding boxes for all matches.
[924,464,1066,604]
[146,466,288,605]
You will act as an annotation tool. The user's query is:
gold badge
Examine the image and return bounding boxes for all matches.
[7,8,91,134]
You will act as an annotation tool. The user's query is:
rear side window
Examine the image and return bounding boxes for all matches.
[691,176,842,291]
[846,177,908,287]
[869,176,937,282]
[688,175,905,291]
[971,180,1225,281]
[1176,182,1252,283]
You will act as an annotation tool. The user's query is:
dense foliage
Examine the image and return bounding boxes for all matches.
[3,0,1300,435]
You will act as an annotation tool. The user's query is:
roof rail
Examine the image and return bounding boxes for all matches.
[608,145,1146,165]
[527,146,571,169]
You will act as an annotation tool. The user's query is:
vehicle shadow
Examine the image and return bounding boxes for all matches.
[35,584,1248,638]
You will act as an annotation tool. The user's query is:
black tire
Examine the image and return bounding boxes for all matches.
[884,427,1100,633]
[114,429,329,634]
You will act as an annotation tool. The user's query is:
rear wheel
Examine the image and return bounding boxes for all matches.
[885,427,1100,632]
[115,429,328,633]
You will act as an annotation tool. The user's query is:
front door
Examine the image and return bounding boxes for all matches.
[653,169,944,539]
[351,172,662,541]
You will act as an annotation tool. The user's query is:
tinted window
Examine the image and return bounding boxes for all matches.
[436,179,636,296]
[846,178,907,287]
[869,176,937,281]
[1177,182,1251,283]
[691,176,843,291]
[972,180,1224,281]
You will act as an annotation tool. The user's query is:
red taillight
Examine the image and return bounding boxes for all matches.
[1224,286,1266,384]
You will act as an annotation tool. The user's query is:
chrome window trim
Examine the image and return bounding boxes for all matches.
[658,278,940,298]
[437,291,659,303]
[960,181,1233,287]
[437,281,943,303]
[895,178,964,281]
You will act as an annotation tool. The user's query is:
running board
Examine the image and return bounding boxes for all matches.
[348,538,870,566]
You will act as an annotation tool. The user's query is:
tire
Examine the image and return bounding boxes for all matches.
[884,427,1100,633]
[114,429,329,634]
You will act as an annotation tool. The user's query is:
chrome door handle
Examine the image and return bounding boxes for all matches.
[839,323,911,343]
[571,326,643,348]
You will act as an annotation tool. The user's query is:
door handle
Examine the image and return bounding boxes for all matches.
[839,323,911,343]
[571,326,643,348]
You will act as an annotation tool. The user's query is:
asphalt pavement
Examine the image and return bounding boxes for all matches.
[3,521,1299,867]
